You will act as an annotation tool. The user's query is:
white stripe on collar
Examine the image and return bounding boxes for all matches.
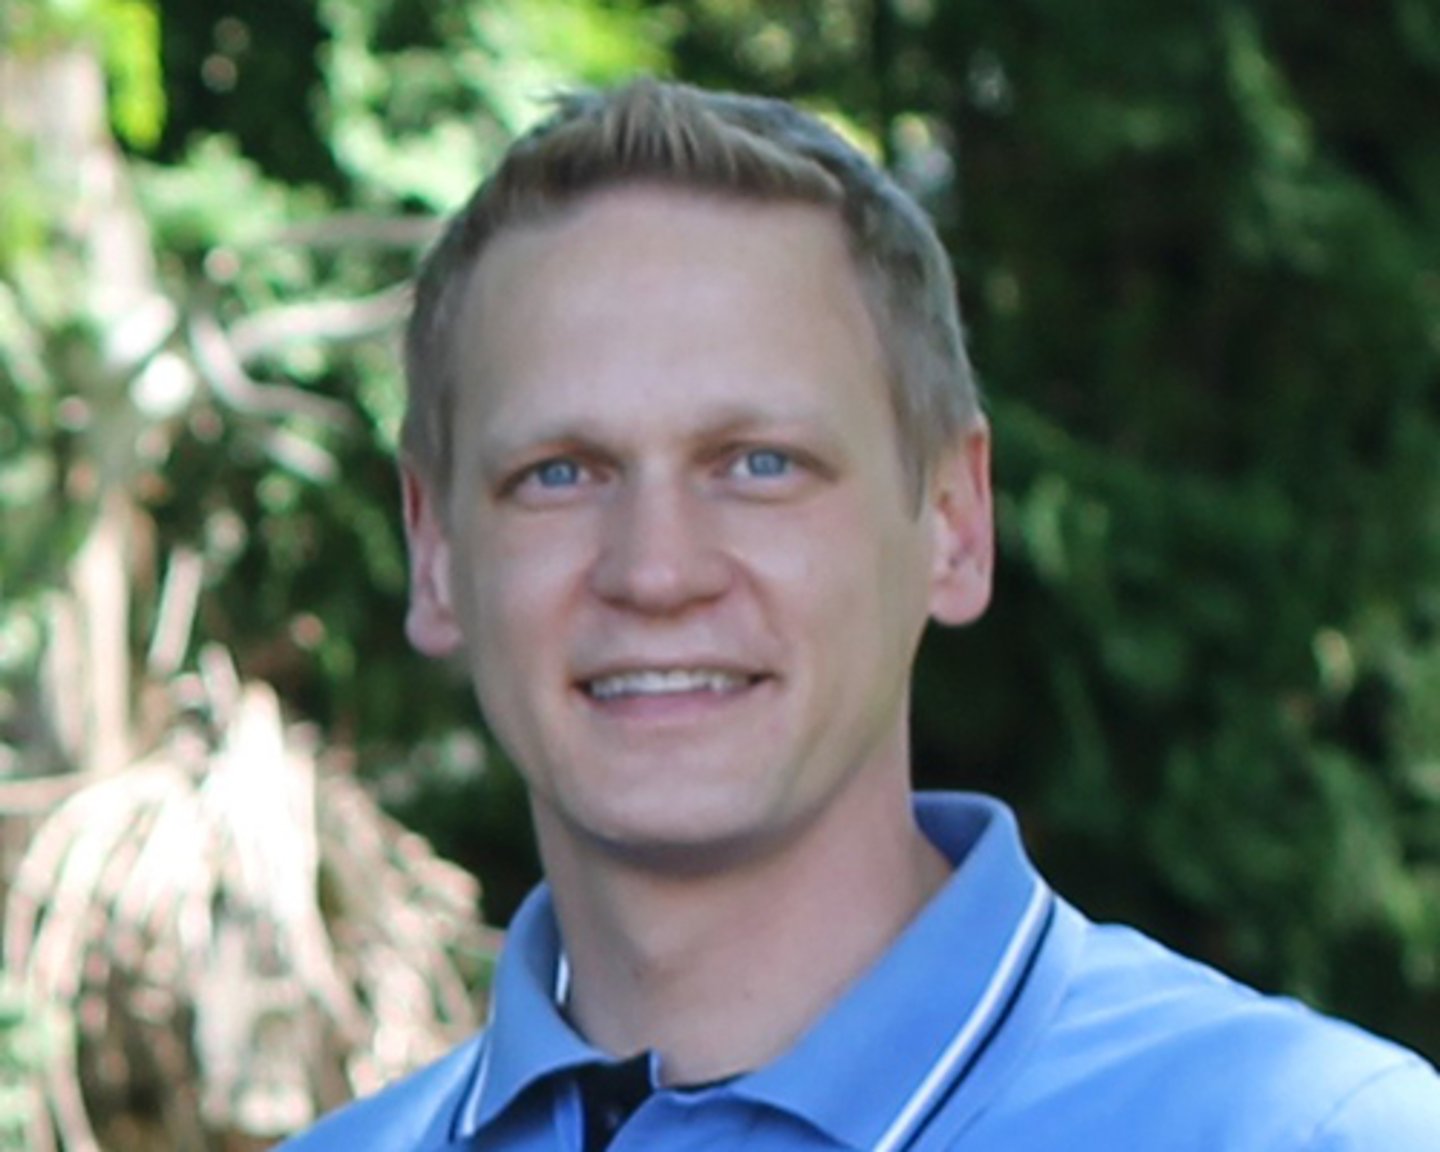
[555,952,572,1007]
[869,879,1052,1152]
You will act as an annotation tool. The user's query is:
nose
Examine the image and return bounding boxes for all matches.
[588,474,731,614]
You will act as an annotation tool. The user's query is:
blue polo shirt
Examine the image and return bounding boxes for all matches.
[279,793,1440,1150]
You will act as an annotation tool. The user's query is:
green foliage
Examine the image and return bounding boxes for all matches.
[0,136,46,270]
[0,0,165,147]
[902,0,1440,1055]
[98,0,165,147]
[0,977,61,1150]
[316,0,670,208]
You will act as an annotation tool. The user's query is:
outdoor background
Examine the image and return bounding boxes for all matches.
[2,0,1439,1147]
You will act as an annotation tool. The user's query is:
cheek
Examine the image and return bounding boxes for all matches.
[460,549,563,742]
[462,523,592,647]
[804,509,932,665]
[723,514,832,619]
[738,496,927,589]
[728,507,915,663]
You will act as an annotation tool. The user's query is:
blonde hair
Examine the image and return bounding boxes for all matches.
[403,78,979,506]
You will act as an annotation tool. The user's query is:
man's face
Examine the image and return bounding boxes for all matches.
[406,186,992,875]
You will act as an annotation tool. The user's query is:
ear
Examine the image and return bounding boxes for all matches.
[925,424,994,626]
[400,465,465,657]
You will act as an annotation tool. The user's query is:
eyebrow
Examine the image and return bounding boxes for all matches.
[476,401,841,464]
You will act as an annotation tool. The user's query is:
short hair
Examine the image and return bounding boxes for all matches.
[402,78,979,508]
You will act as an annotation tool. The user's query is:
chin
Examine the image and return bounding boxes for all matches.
[565,794,791,876]
[594,828,780,878]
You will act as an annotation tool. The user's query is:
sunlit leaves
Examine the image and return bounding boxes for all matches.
[317,0,670,209]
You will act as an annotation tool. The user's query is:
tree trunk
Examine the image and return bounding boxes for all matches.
[1,43,162,775]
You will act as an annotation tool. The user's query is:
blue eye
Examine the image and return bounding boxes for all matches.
[533,458,582,488]
[737,449,792,478]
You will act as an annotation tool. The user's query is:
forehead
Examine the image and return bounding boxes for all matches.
[466,184,859,323]
[452,186,887,431]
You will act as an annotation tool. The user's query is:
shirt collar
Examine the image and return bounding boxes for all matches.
[729,793,1052,1150]
[452,792,1052,1150]
[453,885,605,1135]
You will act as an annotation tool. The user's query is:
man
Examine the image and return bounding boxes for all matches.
[281,79,1440,1150]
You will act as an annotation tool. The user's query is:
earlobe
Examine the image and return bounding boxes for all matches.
[927,426,994,627]
[400,465,465,657]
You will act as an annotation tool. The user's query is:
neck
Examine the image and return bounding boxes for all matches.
[539,780,950,1086]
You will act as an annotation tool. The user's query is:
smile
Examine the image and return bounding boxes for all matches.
[584,668,759,700]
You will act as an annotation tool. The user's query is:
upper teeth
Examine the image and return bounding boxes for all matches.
[588,669,749,700]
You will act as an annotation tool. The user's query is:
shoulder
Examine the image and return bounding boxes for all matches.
[1035,920,1440,1148]
[1298,1056,1440,1150]
[274,1032,486,1152]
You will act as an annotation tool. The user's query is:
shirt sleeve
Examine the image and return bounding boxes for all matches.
[1303,1056,1440,1151]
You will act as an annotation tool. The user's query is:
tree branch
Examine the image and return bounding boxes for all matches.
[268,215,440,251]
[188,309,358,431]
[228,284,409,363]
